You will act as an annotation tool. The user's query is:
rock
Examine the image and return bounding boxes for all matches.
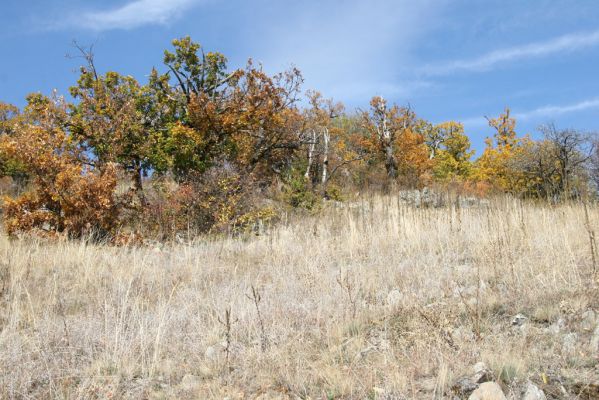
[204,343,225,361]
[468,382,507,400]
[522,381,546,400]
[546,318,566,335]
[562,332,578,354]
[254,390,290,400]
[179,374,201,392]
[453,376,480,395]
[512,314,528,326]
[452,362,494,396]
[473,362,492,379]
[581,310,597,331]
[467,297,479,309]
[452,326,475,342]
[386,289,403,308]
[590,323,599,352]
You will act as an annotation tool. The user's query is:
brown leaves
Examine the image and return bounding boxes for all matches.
[2,95,119,238]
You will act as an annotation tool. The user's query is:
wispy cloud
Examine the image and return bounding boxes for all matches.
[424,29,599,75]
[251,0,447,103]
[515,97,599,120]
[460,97,599,128]
[64,0,201,31]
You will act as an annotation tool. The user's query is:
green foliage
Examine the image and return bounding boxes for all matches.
[282,167,321,210]
[430,121,474,181]
[0,37,595,240]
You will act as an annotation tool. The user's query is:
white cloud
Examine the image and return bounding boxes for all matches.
[460,97,599,128]
[424,29,599,75]
[515,98,599,120]
[69,0,201,31]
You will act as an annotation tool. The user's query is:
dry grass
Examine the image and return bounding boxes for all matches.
[1,196,598,399]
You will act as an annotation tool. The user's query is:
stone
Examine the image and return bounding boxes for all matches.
[204,343,225,361]
[546,318,566,335]
[179,374,201,392]
[452,326,475,342]
[386,289,403,308]
[590,323,599,352]
[473,362,492,378]
[254,390,290,400]
[562,332,578,354]
[453,376,480,395]
[511,313,528,326]
[452,362,494,396]
[468,382,506,400]
[522,381,546,400]
[581,309,597,331]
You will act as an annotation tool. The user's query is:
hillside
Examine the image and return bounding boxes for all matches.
[1,197,598,399]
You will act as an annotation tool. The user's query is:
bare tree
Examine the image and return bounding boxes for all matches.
[539,123,593,198]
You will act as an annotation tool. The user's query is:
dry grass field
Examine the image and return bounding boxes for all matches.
[1,196,599,399]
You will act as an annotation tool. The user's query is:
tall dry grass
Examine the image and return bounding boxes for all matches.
[0,196,598,399]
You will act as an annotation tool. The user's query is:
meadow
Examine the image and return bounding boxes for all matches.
[1,196,598,399]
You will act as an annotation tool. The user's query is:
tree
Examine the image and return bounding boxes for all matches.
[430,121,474,181]
[162,36,233,106]
[0,102,28,187]
[69,49,162,206]
[475,108,530,193]
[362,97,412,179]
[539,123,592,198]
[302,91,348,190]
[417,119,443,160]
[227,61,305,179]
[1,94,119,237]
[508,139,560,198]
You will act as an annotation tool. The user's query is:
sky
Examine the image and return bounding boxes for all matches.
[1,0,599,152]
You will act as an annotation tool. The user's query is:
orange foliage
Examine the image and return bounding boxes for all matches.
[0,94,119,237]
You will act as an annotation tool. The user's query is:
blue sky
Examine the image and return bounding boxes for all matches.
[1,0,599,152]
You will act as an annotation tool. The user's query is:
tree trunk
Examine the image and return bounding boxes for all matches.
[384,141,398,179]
[321,127,329,186]
[304,130,316,181]
[132,164,148,207]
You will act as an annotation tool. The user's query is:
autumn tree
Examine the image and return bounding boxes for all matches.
[361,96,430,187]
[363,96,402,178]
[0,102,28,188]
[475,108,530,193]
[429,121,474,181]
[301,91,347,188]
[1,93,119,237]
[68,49,163,207]
[227,61,305,179]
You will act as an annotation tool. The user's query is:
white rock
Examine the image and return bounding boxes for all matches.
[581,310,597,331]
[386,289,403,308]
[468,382,507,400]
[522,380,546,400]
[473,362,491,377]
[452,362,493,395]
[453,326,476,342]
[512,314,528,326]
[204,345,219,360]
[562,332,578,354]
[546,318,566,335]
[590,323,599,352]
[179,374,201,391]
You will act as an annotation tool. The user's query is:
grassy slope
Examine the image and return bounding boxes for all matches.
[0,196,598,399]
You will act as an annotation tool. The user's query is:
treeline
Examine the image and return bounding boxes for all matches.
[0,37,596,239]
